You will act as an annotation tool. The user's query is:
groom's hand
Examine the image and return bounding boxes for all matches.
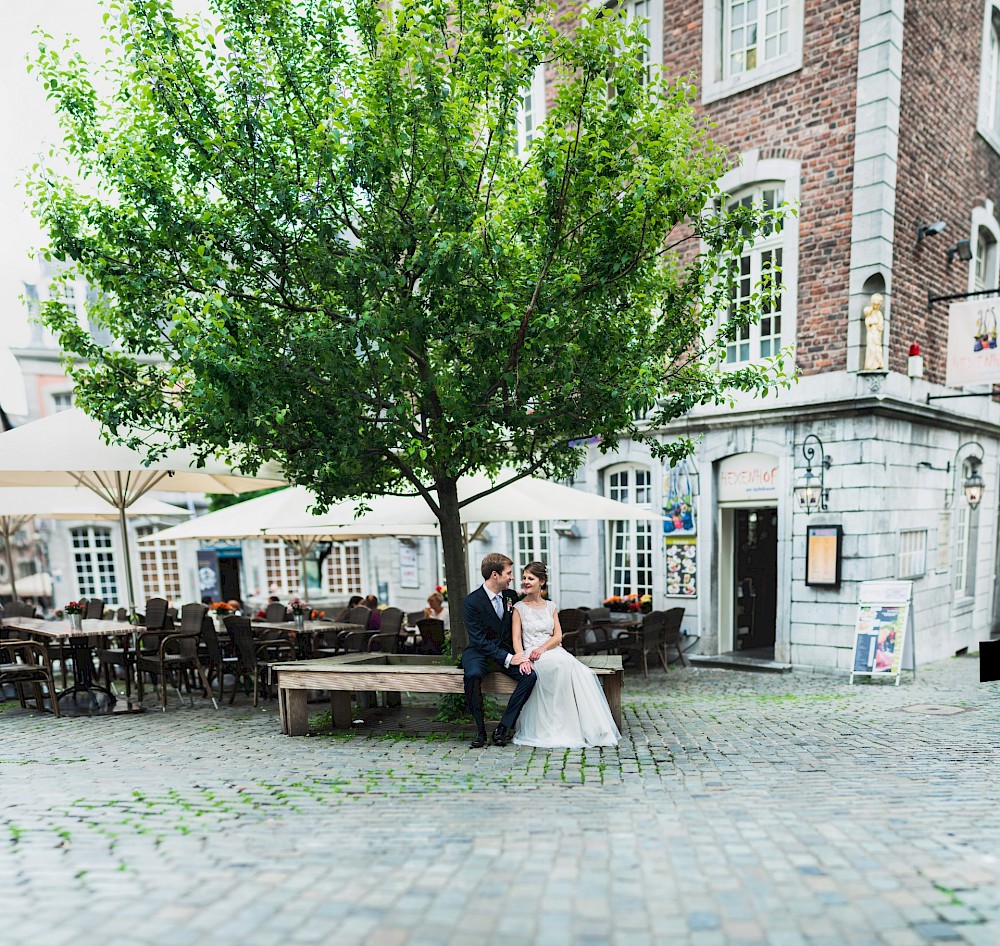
[509,651,530,666]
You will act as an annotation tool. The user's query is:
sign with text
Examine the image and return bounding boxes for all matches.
[717,452,779,503]
[806,524,842,587]
[849,580,915,685]
[398,543,419,588]
[946,297,1000,386]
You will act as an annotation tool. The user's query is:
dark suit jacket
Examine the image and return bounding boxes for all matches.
[462,585,518,665]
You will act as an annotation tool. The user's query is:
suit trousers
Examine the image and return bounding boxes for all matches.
[461,647,538,732]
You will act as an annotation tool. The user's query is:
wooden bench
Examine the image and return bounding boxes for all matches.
[272,653,623,736]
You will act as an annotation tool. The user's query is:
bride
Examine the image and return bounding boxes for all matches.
[512,561,621,749]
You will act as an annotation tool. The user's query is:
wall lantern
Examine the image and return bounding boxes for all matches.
[916,441,986,509]
[916,220,947,242]
[794,433,831,514]
[947,239,974,264]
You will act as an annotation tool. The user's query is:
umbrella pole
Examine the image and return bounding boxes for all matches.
[115,476,139,618]
[1,519,18,601]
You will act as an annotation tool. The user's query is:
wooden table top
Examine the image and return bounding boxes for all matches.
[1,617,139,640]
[249,620,365,634]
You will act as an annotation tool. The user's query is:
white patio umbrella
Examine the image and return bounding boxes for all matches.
[140,486,438,601]
[264,471,666,537]
[0,572,53,598]
[0,410,285,610]
[0,487,187,600]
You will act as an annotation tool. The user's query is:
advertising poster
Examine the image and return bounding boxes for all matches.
[665,537,697,597]
[850,581,914,684]
[664,461,696,596]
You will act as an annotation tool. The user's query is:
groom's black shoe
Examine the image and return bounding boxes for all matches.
[492,724,511,747]
[471,730,488,749]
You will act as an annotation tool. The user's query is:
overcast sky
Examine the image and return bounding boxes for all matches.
[0,0,206,414]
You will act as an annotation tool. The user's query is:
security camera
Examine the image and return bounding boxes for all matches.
[917,220,947,241]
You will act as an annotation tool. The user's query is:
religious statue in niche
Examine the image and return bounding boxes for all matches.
[863,292,885,372]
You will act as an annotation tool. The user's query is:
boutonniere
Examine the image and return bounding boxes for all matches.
[505,597,513,613]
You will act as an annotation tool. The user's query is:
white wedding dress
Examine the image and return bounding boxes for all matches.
[513,600,621,749]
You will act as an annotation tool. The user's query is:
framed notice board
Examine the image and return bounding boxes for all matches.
[805,524,842,588]
[849,580,916,685]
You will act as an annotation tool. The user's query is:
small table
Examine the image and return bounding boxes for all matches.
[3,617,141,715]
[249,620,365,658]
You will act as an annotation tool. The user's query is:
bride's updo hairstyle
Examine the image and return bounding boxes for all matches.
[524,561,548,593]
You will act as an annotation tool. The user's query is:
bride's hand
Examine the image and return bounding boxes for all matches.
[529,648,544,661]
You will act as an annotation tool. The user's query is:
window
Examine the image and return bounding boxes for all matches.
[515,521,552,577]
[50,391,74,413]
[897,529,927,580]
[603,0,662,98]
[137,525,182,601]
[979,5,1000,150]
[954,468,980,601]
[264,538,303,595]
[725,184,784,364]
[326,541,363,597]
[72,526,119,602]
[973,227,998,292]
[515,65,545,155]
[702,0,803,104]
[605,466,654,598]
[52,282,79,317]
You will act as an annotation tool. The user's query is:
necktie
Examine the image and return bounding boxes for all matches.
[493,594,503,619]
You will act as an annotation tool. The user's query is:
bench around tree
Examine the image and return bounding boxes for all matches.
[272,653,623,736]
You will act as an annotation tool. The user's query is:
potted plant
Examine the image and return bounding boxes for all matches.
[65,600,84,630]
[288,597,306,631]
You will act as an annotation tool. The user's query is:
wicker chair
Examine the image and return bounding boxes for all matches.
[318,605,372,655]
[4,601,37,619]
[615,610,667,678]
[136,603,216,711]
[98,596,172,690]
[199,615,240,705]
[84,598,106,620]
[0,637,60,716]
[264,602,288,623]
[365,608,404,654]
[659,607,688,667]
[414,618,445,655]
[556,609,586,655]
[225,615,294,706]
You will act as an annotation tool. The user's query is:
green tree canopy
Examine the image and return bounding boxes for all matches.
[30,0,791,648]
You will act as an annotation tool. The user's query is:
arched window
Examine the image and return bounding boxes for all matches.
[725,183,786,364]
[71,526,118,602]
[973,226,998,292]
[604,465,653,598]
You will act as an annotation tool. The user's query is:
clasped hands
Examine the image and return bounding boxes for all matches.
[510,649,545,674]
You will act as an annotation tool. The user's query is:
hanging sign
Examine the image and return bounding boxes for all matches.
[849,580,916,685]
[946,297,1000,386]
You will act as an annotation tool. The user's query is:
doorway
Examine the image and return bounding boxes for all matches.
[733,507,778,655]
[218,557,243,603]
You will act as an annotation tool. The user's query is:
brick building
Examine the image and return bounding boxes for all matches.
[530,0,1000,671]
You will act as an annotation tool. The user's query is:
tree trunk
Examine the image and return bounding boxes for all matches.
[436,475,470,655]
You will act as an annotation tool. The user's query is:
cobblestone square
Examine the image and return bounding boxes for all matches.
[2,656,997,945]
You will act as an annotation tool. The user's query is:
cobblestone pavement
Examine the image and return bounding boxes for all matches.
[2,655,998,946]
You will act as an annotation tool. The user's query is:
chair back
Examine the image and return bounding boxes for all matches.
[557,609,585,634]
[6,600,36,618]
[200,615,225,664]
[406,610,425,626]
[379,607,404,635]
[143,597,172,630]
[115,607,128,622]
[369,629,400,654]
[641,609,666,649]
[179,602,209,635]
[415,618,445,654]
[346,605,371,627]
[265,602,288,623]
[585,607,611,624]
[224,615,257,671]
[85,598,106,619]
[661,607,685,646]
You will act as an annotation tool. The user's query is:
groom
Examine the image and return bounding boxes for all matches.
[461,552,537,748]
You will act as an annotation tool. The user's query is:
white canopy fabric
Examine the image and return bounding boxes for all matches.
[139,486,438,544]
[0,410,285,609]
[0,572,53,598]
[0,488,187,600]
[262,471,666,536]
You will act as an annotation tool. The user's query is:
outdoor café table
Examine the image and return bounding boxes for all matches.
[249,620,365,659]
[1,617,139,715]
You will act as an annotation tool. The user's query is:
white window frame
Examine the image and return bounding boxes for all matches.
[326,541,363,597]
[604,464,654,598]
[599,0,664,99]
[71,525,119,603]
[897,529,927,580]
[978,2,1000,154]
[715,153,800,371]
[702,0,804,104]
[968,202,1000,293]
[514,520,553,583]
[515,65,546,156]
[264,538,303,595]
[49,389,74,413]
[136,525,182,602]
[953,502,977,601]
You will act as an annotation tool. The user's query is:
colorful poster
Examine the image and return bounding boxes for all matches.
[946,297,1000,386]
[662,461,696,536]
[665,537,697,597]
